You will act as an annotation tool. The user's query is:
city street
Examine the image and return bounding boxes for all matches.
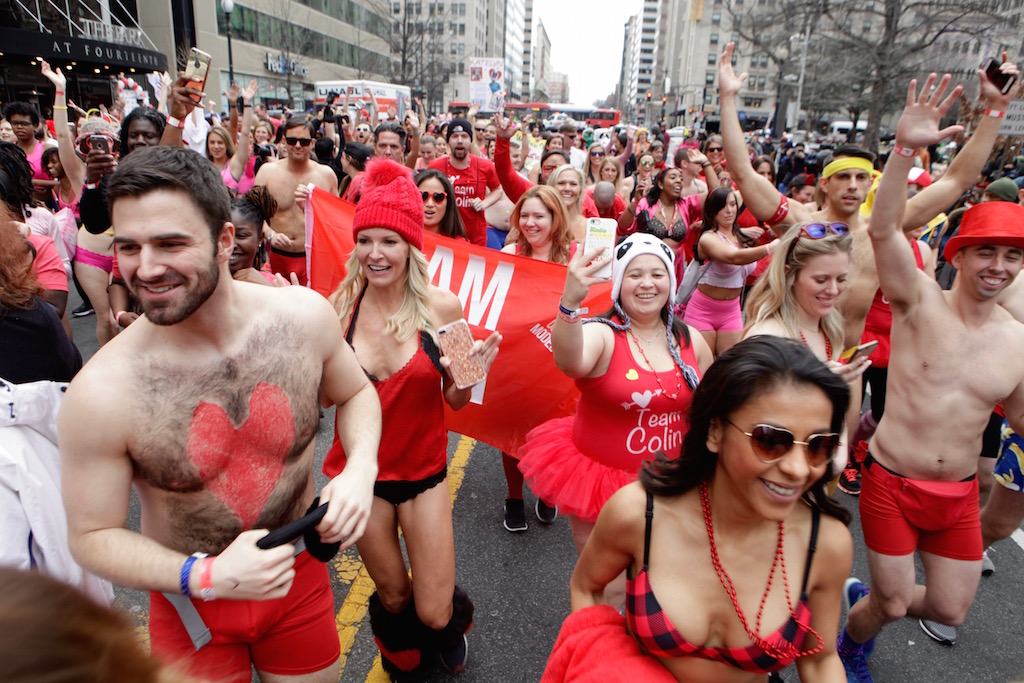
[68,301,1024,683]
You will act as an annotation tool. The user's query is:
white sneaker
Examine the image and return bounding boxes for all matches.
[981,549,994,577]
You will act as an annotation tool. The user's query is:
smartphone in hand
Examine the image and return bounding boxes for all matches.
[437,320,487,389]
[982,57,1017,95]
[184,47,212,105]
[584,218,616,280]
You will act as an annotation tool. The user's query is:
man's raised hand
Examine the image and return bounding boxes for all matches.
[718,43,747,99]
[895,73,964,151]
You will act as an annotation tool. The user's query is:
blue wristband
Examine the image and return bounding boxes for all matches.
[180,553,206,597]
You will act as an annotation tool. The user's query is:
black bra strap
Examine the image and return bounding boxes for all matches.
[343,285,367,344]
[643,492,654,567]
[800,507,821,593]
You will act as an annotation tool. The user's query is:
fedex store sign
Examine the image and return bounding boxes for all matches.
[266,52,309,78]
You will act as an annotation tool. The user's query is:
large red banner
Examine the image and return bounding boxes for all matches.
[306,188,613,453]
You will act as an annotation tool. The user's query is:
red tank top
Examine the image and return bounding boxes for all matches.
[861,242,925,368]
[572,329,699,470]
[322,293,447,481]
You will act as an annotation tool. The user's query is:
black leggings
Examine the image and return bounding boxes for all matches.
[861,365,888,420]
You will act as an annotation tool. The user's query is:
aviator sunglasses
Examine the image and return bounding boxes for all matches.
[785,222,849,261]
[285,136,313,147]
[421,190,447,202]
[724,419,839,467]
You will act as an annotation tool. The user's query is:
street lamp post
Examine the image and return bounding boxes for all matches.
[222,0,235,85]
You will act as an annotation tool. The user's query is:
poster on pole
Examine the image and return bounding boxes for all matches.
[999,101,1024,137]
[469,58,505,112]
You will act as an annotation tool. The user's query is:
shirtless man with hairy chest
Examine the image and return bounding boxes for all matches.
[60,147,380,683]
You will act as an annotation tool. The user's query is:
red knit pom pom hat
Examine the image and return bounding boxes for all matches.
[352,158,424,250]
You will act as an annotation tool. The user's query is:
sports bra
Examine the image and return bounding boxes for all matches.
[625,492,821,674]
[698,231,758,289]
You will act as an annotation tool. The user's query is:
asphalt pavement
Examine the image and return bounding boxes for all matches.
[66,295,1024,683]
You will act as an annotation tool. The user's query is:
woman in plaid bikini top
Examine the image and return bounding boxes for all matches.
[564,336,855,682]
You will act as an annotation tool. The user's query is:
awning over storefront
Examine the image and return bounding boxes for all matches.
[0,27,168,72]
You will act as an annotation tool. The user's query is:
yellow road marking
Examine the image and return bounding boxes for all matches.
[331,435,477,679]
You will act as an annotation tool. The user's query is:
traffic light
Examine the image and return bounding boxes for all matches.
[646,92,652,101]
[662,96,667,104]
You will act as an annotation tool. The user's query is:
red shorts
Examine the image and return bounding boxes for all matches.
[149,552,339,682]
[268,247,308,286]
[859,453,982,561]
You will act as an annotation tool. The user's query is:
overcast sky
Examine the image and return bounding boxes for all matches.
[533,0,643,106]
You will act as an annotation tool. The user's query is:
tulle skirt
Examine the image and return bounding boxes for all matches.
[518,417,639,523]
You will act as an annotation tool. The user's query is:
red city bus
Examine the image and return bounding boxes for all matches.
[447,101,471,116]
[586,109,621,128]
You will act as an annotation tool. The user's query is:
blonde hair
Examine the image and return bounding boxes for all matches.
[547,164,584,214]
[598,157,624,195]
[743,223,852,358]
[205,126,236,162]
[330,245,437,344]
[582,142,607,183]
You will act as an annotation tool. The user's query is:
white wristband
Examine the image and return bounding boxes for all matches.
[166,115,185,129]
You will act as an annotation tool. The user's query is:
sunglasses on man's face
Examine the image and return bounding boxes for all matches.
[421,190,447,203]
[724,419,839,467]
[286,136,313,147]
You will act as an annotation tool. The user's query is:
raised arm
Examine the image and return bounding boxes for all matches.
[492,115,532,203]
[403,111,421,170]
[228,79,257,182]
[552,246,614,378]
[870,74,963,311]
[159,73,204,148]
[904,55,1020,230]
[40,61,85,196]
[719,43,809,230]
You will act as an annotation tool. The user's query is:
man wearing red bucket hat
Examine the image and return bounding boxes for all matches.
[836,74,1024,683]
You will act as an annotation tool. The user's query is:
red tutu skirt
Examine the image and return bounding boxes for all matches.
[518,417,638,523]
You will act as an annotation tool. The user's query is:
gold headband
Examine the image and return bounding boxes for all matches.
[822,157,873,179]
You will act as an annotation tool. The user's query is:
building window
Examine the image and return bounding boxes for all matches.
[706,72,715,84]
[708,53,717,65]
[458,62,464,74]
[460,3,466,15]
[710,33,719,44]
[712,12,721,24]
[862,21,871,32]
[393,3,400,13]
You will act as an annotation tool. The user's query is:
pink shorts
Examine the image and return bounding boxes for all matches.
[860,453,982,561]
[682,288,743,332]
[149,552,339,681]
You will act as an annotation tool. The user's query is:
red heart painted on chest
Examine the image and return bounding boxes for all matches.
[186,382,296,529]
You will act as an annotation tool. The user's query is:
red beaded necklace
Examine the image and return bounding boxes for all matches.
[798,327,832,360]
[699,483,823,660]
[627,326,681,400]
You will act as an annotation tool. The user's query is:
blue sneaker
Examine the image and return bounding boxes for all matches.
[843,578,875,659]
[840,647,875,683]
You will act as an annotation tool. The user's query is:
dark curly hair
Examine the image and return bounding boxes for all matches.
[118,106,166,157]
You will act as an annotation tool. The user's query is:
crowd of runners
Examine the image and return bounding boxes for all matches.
[1,40,1024,683]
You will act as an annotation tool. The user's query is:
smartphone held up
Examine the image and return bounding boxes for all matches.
[437,320,487,390]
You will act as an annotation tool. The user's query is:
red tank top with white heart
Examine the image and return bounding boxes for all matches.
[572,329,698,471]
